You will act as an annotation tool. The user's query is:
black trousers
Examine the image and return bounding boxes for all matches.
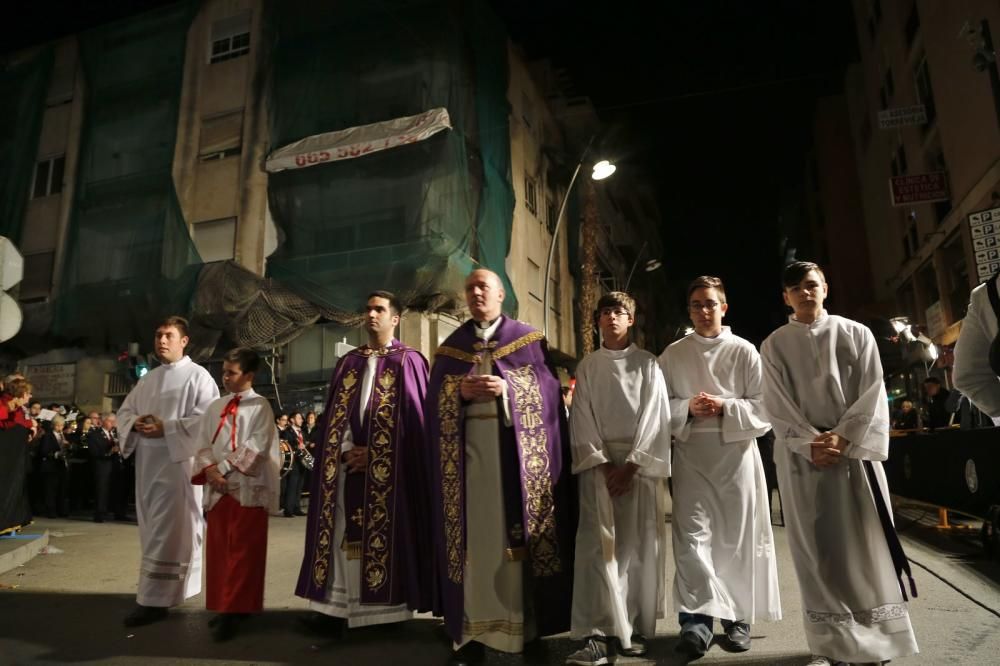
[92,459,112,519]
[41,459,69,518]
[283,463,306,514]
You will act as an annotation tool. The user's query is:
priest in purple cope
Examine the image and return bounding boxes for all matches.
[428,269,576,666]
[295,291,434,635]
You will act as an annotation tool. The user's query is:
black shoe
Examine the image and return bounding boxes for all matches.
[297,612,346,637]
[123,604,168,627]
[675,629,709,660]
[282,511,294,518]
[620,633,647,656]
[293,510,307,516]
[93,516,104,523]
[449,640,485,665]
[211,613,245,642]
[723,621,751,652]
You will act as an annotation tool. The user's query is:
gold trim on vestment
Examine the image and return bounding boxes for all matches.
[435,346,479,364]
[362,365,399,593]
[312,369,358,589]
[438,374,465,584]
[505,364,562,577]
[492,331,544,359]
[341,540,362,560]
[462,619,524,636]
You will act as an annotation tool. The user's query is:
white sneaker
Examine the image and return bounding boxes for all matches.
[566,637,610,665]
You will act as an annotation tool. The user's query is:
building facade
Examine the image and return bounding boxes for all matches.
[2,0,666,411]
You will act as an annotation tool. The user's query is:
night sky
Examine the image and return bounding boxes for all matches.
[492,0,859,344]
[3,0,859,345]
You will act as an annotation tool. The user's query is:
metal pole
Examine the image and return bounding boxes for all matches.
[623,240,648,293]
[542,135,594,340]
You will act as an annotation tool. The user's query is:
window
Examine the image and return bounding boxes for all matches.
[192,217,236,262]
[209,12,251,64]
[527,258,542,303]
[867,0,882,40]
[20,251,54,300]
[199,111,243,160]
[31,155,65,199]
[884,66,895,99]
[546,198,558,234]
[524,177,538,216]
[902,210,918,260]
[904,4,920,50]
[914,55,936,127]
[893,141,910,176]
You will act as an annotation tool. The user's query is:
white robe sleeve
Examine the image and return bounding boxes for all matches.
[116,378,145,459]
[832,327,890,461]
[760,340,819,461]
[720,346,771,443]
[569,359,610,474]
[625,359,671,478]
[194,400,219,476]
[953,285,1000,417]
[659,350,693,440]
[163,369,220,464]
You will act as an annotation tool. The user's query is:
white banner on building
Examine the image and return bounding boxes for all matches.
[265,107,452,173]
[877,104,927,130]
[25,363,76,402]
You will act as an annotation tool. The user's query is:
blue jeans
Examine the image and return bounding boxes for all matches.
[678,613,743,646]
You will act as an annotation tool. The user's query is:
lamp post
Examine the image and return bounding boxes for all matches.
[622,240,663,293]
[542,146,616,340]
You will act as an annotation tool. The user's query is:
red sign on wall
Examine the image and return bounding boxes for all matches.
[889,171,950,206]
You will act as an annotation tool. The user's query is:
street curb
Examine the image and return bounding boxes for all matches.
[0,529,49,576]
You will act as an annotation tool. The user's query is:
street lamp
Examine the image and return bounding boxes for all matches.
[542,145,616,340]
[623,240,663,293]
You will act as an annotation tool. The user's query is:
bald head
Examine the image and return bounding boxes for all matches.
[464,269,505,322]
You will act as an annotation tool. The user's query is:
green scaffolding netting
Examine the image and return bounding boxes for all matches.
[54,2,202,348]
[265,0,517,316]
[0,48,52,244]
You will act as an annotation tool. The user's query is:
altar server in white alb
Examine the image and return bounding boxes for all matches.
[953,271,1000,419]
[760,262,918,666]
[566,291,671,666]
[659,275,780,660]
[193,347,281,642]
[118,316,220,627]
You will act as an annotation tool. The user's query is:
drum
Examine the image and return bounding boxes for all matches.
[279,441,294,477]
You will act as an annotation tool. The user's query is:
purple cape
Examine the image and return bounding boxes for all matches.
[426,317,576,641]
[295,340,434,611]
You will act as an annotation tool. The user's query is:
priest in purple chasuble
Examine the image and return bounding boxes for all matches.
[428,269,576,664]
[295,291,434,634]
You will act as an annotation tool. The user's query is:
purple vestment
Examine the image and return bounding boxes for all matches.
[427,317,576,641]
[295,340,434,612]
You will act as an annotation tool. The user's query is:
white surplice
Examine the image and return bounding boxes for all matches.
[954,275,1000,418]
[760,312,918,663]
[569,344,670,650]
[309,341,414,627]
[194,388,281,513]
[659,328,780,625]
[118,356,219,607]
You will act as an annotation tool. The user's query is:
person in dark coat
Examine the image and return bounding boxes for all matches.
[89,413,125,522]
[38,415,70,518]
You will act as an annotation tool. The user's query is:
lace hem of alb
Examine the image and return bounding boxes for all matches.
[805,602,908,627]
